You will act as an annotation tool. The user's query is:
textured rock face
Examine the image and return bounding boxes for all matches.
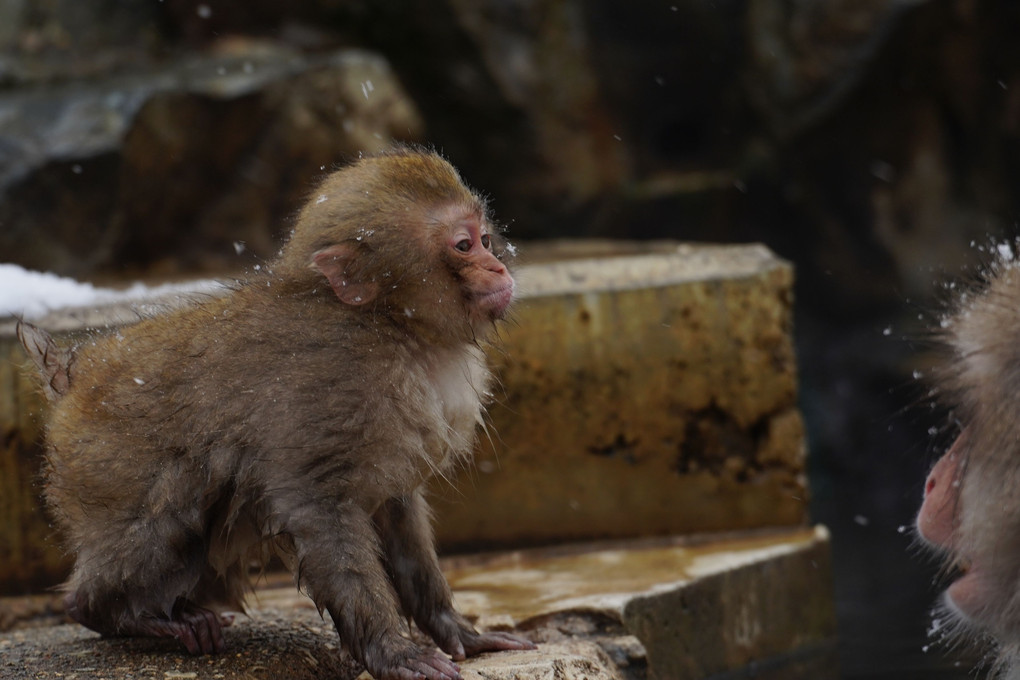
[2,0,1018,297]
[0,46,423,277]
[2,0,1016,313]
[434,243,806,548]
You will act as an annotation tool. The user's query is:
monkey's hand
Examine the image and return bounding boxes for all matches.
[364,637,463,680]
[425,611,537,660]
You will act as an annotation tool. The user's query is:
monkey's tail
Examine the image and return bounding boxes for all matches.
[16,321,73,402]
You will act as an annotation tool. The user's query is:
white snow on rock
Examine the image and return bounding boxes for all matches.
[0,263,226,320]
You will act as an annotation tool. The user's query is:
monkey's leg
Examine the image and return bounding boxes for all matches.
[63,519,226,655]
[375,491,536,659]
[282,498,464,680]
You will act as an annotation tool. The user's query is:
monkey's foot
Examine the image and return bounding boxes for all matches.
[366,641,463,680]
[139,600,227,655]
[64,593,227,655]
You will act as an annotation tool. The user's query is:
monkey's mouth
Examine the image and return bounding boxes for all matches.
[943,558,989,625]
[476,283,515,318]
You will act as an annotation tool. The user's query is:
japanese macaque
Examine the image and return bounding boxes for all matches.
[917,255,1020,675]
[18,148,534,680]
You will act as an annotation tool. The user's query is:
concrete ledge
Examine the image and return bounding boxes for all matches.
[0,241,807,589]
[448,525,836,680]
[436,242,806,547]
[0,527,836,680]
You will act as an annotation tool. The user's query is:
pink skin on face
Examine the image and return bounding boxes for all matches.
[917,430,989,623]
[917,439,962,548]
[446,217,515,319]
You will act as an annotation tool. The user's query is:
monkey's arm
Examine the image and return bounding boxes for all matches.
[275,494,463,680]
[374,491,536,659]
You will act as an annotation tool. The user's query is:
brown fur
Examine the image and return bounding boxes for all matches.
[919,255,1020,675]
[20,149,533,680]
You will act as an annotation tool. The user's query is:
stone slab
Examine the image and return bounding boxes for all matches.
[0,527,834,680]
[0,242,807,591]
[446,525,837,680]
[435,242,807,548]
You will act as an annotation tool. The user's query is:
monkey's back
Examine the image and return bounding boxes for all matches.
[42,282,490,564]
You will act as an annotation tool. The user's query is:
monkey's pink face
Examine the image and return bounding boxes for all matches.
[445,213,515,321]
[916,430,991,626]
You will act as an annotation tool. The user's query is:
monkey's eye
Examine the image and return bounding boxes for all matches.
[455,239,472,253]
[480,234,491,250]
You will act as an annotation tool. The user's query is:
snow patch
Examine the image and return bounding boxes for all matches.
[0,263,226,320]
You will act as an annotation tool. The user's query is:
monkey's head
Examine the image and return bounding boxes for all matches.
[277,149,516,340]
[918,258,1020,653]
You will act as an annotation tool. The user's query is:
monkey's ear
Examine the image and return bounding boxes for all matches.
[312,245,379,306]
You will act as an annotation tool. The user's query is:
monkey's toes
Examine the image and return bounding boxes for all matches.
[181,604,226,654]
[373,648,462,680]
[407,652,462,680]
[141,601,226,655]
[461,631,536,657]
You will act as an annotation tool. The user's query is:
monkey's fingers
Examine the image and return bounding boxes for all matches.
[461,631,536,657]
[184,605,226,654]
[135,616,203,655]
[176,621,204,655]
[160,600,225,654]
[390,651,462,680]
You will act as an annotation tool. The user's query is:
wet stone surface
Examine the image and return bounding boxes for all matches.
[0,608,362,680]
[0,527,835,680]
[0,612,623,680]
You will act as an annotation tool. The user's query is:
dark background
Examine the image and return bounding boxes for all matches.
[4,1,1020,677]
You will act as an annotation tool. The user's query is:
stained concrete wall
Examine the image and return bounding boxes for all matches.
[0,241,807,592]
[436,243,807,547]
